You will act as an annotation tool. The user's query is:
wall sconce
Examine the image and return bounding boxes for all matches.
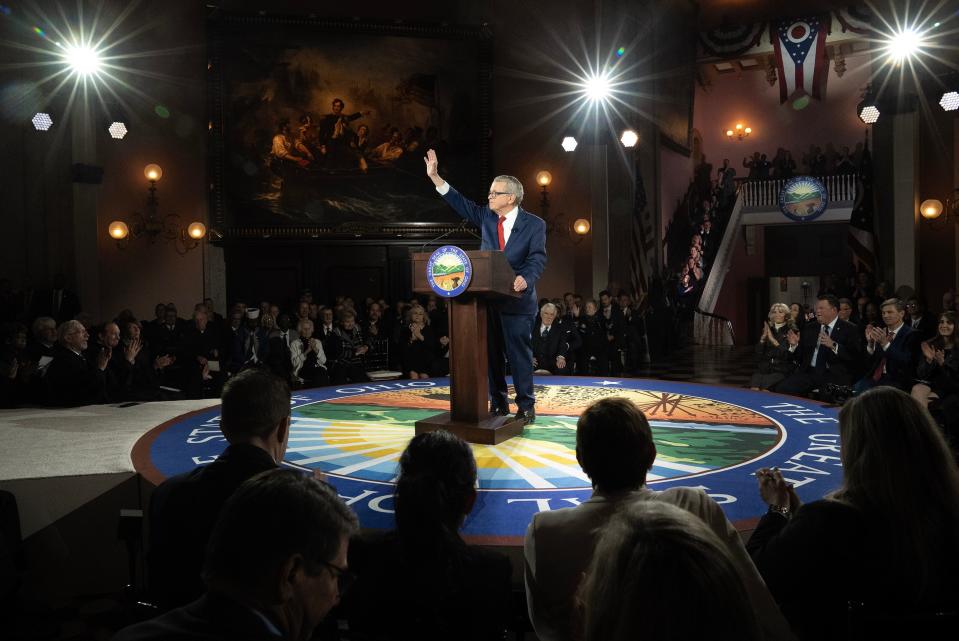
[546,214,590,245]
[536,170,552,217]
[725,123,752,141]
[108,163,207,255]
[920,190,958,227]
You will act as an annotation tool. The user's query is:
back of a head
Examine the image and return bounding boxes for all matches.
[582,502,761,641]
[836,386,959,598]
[576,398,656,493]
[394,430,476,548]
[219,369,291,442]
[203,468,357,590]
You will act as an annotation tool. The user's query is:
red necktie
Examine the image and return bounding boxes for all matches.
[497,216,506,251]
[871,330,893,381]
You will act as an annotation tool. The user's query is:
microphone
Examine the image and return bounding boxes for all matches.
[417,221,479,254]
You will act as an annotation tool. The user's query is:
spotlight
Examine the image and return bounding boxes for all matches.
[940,91,959,112]
[620,129,638,148]
[63,44,102,76]
[561,136,578,152]
[858,103,880,124]
[32,112,53,131]
[582,73,611,103]
[108,121,128,139]
[884,28,924,63]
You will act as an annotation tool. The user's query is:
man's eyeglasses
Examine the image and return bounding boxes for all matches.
[488,191,511,199]
[323,561,356,593]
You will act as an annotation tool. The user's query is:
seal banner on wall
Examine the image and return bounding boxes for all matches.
[779,175,829,222]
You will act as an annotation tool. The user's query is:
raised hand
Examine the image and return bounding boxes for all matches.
[786,328,800,346]
[424,149,439,179]
[97,347,111,371]
[921,341,935,362]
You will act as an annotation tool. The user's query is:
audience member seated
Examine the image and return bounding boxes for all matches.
[906,297,937,342]
[532,302,575,375]
[43,320,108,407]
[265,313,295,384]
[117,319,171,401]
[580,502,762,641]
[343,430,512,641]
[750,303,798,391]
[853,298,917,394]
[116,469,357,641]
[398,304,436,379]
[576,300,607,375]
[24,316,57,363]
[84,321,133,403]
[233,309,268,371]
[523,397,792,641]
[774,295,864,398]
[180,310,224,399]
[747,387,959,640]
[0,322,32,408]
[912,311,958,444]
[291,318,329,388]
[147,369,290,609]
[328,310,370,384]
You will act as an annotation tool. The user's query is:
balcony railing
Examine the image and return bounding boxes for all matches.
[739,173,856,210]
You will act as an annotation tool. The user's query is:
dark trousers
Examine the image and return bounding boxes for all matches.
[331,362,369,385]
[488,311,535,411]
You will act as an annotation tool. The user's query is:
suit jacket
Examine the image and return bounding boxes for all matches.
[531,322,572,373]
[265,331,295,382]
[747,500,959,641]
[525,487,794,641]
[112,592,283,641]
[441,185,547,316]
[794,318,864,385]
[343,530,512,641]
[861,324,917,389]
[43,344,107,407]
[908,314,937,343]
[147,443,278,609]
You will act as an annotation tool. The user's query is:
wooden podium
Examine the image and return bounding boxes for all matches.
[412,250,527,445]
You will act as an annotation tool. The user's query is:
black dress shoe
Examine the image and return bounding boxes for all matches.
[515,409,535,424]
[490,404,510,416]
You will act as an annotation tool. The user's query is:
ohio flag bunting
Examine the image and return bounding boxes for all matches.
[771,16,829,103]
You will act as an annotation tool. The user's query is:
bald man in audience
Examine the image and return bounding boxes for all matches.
[43,320,109,407]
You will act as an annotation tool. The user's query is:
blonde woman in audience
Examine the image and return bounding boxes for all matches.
[581,502,762,641]
[750,303,798,390]
[748,386,959,640]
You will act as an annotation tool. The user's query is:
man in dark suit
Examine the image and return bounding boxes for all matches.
[854,298,917,393]
[146,369,291,609]
[425,149,547,424]
[905,298,937,343]
[266,313,295,384]
[774,294,864,398]
[532,302,577,375]
[43,320,109,406]
[118,470,357,641]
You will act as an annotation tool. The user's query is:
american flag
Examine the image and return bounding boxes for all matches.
[630,158,654,308]
[848,143,878,274]
[771,16,829,103]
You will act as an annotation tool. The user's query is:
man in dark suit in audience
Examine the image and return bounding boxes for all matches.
[43,320,109,406]
[118,469,357,641]
[853,298,917,393]
[146,369,291,609]
[905,298,937,343]
[266,313,295,384]
[532,302,575,375]
[774,294,864,398]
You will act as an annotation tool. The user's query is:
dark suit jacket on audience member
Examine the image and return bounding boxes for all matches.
[794,318,864,384]
[860,324,917,390]
[532,322,573,374]
[343,530,512,641]
[147,443,278,609]
[43,344,107,407]
[747,499,959,641]
[265,331,294,383]
[112,592,282,641]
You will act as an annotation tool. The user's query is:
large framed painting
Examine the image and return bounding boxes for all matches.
[208,14,492,240]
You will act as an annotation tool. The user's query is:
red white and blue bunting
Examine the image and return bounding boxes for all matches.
[834,3,877,35]
[699,22,765,58]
